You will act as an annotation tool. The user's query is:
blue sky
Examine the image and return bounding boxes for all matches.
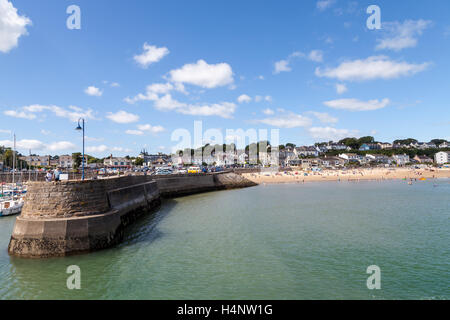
[1,0,449,157]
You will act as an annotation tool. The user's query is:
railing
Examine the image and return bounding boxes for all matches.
[0,170,122,183]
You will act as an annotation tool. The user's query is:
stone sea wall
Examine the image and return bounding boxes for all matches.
[8,172,257,258]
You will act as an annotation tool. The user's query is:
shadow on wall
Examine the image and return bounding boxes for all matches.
[120,199,178,247]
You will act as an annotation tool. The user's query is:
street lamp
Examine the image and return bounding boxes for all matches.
[75,118,85,180]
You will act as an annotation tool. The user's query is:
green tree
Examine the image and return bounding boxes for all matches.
[134,158,144,166]
[72,152,82,169]
[339,137,360,150]
[393,138,418,145]
[357,136,375,144]
[430,139,447,146]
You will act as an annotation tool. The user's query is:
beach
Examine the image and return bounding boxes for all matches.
[243,168,450,184]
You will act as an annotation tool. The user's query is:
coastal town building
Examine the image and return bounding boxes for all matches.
[377,142,393,149]
[138,151,171,167]
[434,151,449,164]
[294,146,319,158]
[366,154,391,164]
[438,142,449,148]
[413,155,433,164]
[20,155,51,167]
[58,155,73,168]
[103,156,132,168]
[392,154,410,166]
[338,153,362,163]
[319,157,346,168]
[359,143,381,151]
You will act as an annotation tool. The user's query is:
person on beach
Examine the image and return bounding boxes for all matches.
[53,168,61,182]
[45,171,53,182]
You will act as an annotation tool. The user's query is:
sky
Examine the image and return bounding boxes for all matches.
[0,0,449,157]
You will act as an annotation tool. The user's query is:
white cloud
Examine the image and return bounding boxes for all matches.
[154,94,236,118]
[86,145,132,154]
[0,129,11,134]
[316,0,335,11]
[84,86,103,96]
[133,42,169,68]
[4,110,36,119]
[262,108,274,115]
[125,81,236,118]
[274,60,291,74]
[308,50,323,62]
[47,141,76,151]
[40,129,51,135]
[124,82,186,104]
[237,94,252,103]
[256,113,312,128]
[86,145,108,153]
[336,83,347,94]
[274,50,322,74]
[0,139,44,150]
[0,0,31,53]
[315,56,429,81]
[308,127,358,141]
[106,110,139,123]
[125,130,144,136]
[324,98,390,111]
[4,104,96,122]
[137,124,165,134]
[110,82,120,87]
[308,111,338,124]
[0,139,75,152]
[376,20,432,51]
[169,59,234,88]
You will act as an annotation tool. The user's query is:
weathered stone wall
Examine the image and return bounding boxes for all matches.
[21,176,154,219]
[8,172,257,258]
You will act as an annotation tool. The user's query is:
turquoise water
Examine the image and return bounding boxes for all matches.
[0,180,449,299]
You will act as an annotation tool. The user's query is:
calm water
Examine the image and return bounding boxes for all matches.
[0,180,449,300]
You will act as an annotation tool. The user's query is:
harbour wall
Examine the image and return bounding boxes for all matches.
[8,172,257,258]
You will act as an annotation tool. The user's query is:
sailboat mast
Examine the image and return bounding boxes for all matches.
[12,134,16,184]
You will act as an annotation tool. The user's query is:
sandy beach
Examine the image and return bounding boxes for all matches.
[243,168,450,184]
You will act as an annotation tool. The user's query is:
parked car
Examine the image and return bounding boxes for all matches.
[155,167,173,175]
[188,166,201,174]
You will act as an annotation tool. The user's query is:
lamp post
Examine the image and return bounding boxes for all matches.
[75,118,85,181]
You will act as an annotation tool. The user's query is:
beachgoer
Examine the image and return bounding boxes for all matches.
[53,168,61,182]
[45,171,52,182]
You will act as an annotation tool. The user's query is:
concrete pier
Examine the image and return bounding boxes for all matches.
[8,172,257,258]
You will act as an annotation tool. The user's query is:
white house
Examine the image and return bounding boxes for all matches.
[103,157,132,168]
[366,154,390,164]
[434,151,449,164]
[439,142,449,149]
[295,146,319,158]
[392,154,410,166]
[339,153,362,162]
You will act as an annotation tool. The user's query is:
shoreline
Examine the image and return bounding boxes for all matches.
[243,168,450,185]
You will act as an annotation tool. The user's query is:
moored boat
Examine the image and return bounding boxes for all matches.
[0,197,24,217]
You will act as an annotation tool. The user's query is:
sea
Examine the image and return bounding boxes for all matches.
[0,179,449,299]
